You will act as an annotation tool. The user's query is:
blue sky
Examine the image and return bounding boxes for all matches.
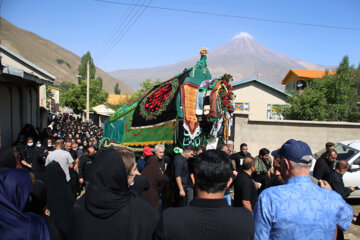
[2,0,360,71]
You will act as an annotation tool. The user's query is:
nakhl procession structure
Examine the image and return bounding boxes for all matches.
[100,49,235,151]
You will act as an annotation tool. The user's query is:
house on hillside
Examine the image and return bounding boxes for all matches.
[0,44,55,147]
[230,78,289,120]
[282,69,336,94]
[107,94,131,105]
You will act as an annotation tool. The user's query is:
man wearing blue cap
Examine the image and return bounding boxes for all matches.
[254,139,353,240]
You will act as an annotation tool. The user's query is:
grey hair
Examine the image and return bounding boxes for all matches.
[289,155,313,169]
[226,140,234,145]
[155,144,165,152]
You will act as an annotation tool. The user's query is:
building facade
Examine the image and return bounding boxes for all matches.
[231,78,289,120]
[282,69,336,94]
[0,44,55,147]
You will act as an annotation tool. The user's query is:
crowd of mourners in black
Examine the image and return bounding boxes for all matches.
[0,113,359,240]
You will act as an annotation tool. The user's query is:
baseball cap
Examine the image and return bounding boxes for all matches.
[143,146,153,156]
[271,139,313,163]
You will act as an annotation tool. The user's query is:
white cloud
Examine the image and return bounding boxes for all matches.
[232,32,253,40]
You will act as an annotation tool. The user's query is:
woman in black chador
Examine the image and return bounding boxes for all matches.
[70,148,159,240]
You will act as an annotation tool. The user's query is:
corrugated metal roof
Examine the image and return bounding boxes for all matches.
[2,64,53,85]
[0,44,56,81]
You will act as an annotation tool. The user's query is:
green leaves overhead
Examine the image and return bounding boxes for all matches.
[61,78,108,113]
[60,51,108,113]
[282,56,360,122]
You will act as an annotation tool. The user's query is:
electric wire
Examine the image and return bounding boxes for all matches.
[94,0,360,31]
[95,0,143,62]
[95,0,139,60]
[96,0,152,65]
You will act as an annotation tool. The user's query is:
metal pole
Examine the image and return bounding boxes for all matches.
[86,61,90,122]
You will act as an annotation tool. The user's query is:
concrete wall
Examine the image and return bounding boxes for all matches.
[39,85,47,108]
[232,81,288,120]
[232,113,360,156]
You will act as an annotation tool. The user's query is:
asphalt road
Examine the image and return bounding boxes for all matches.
[345,199,360,240]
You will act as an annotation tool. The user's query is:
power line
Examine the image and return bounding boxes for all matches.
[94,0,360,31]
[95,0,139,60]
[95,0,152,64]
[96,0,146,62]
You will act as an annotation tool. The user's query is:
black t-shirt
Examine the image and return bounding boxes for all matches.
[69,149,78,161]
[233,170,257,209]
[155,198,254,240]
[313,156,333,181]
[328,169,352,200]
[230,152,251,172]
[158,156,170,173]
[173,155,192,188]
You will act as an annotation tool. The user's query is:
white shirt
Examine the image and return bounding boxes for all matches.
[46,149,74,182]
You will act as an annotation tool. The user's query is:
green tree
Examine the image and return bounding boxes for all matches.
[131,78,162,100]
[60,51,109,112]
[77,51,96,84]
[114,82,121,94]
[54,81,72,92]
[282,56,360,122]
[46,85,54,99]
[106,79,162,111]
[96,76,103,89]
[61,78,108,113]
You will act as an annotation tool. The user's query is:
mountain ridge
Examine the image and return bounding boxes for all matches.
[0,17,134,94]
[110,32,332,90]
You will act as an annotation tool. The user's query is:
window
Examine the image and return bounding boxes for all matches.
[353,157,360,165]
[234,102,249,112]
[285,82,296,92]
[267,104,284,120]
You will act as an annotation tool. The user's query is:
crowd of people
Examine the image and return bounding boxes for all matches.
[0,115,359,240]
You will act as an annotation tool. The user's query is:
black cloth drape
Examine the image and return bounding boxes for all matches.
[44,161,75,238]
[0,148,17,169]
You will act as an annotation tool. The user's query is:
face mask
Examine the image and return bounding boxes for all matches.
[48,144,52,147]
[79,146,83,150]
[72,148,77,151]
[36,144,41,147]
[27,143,33,147]
[129,180,135,187]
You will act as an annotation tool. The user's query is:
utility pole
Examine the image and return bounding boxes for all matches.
[86,61,90,122]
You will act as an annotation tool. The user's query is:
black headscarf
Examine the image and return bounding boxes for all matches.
[0,148,17,169]
[0,169,50,240]
[24,179,66,240]
[71,148,158,240]
[85,148,130,218]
